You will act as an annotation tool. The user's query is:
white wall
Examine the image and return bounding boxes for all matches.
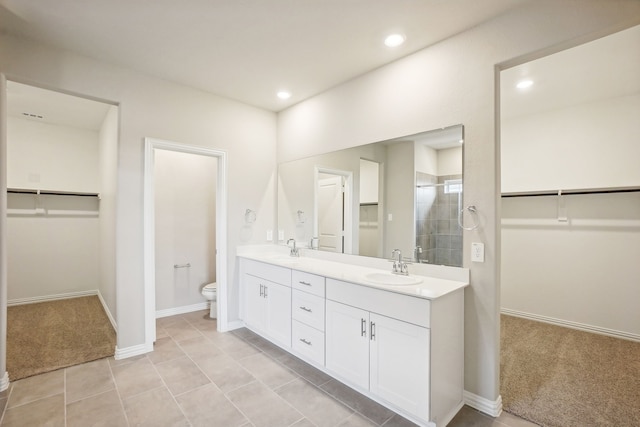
[384,141,415,258]
[154,149,217,311]
[0,34,277,349]
[502,94,640,193]
[501,193,640,339]
[8,118,100,193]
[359,159,379,204]
[438,146,463,177]
[99,105,118,323]
[277,0,640,405]
[6,116,101,301]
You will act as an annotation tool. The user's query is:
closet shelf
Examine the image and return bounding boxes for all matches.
[7,188,100,198]
[501,186,640,198]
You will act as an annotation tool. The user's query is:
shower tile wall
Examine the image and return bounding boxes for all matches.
[416,172,462,267]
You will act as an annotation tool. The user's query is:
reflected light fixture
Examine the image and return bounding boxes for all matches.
[384,33,405,47]
[277,91,291,100]
[516,79,534,89]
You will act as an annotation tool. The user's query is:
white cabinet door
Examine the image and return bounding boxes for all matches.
[370,313,430,420]
[325,300,370,390]
[244,274,267,333]
[264,281,292,348]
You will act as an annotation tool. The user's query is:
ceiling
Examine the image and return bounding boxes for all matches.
[0,0,528,112]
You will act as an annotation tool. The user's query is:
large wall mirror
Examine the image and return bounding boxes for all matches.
[277,124,464,267]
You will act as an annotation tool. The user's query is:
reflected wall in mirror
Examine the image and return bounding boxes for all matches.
[277,124,464,267]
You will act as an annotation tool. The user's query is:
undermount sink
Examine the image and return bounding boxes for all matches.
[363,272,423,286]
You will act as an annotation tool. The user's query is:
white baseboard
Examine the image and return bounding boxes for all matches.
[155,302,208,319]
[8,290,97,306]
[114,342,153,360]
[0,371,9,392]
[501,308,640,342]
[224,320,245,331]
[463,390,502,417]
[96,291,117,330]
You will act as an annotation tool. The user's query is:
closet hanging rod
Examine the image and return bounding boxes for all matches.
[7,188,100,198]
[501,187,640,198]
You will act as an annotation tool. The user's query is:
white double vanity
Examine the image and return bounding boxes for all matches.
[238,246,469,427]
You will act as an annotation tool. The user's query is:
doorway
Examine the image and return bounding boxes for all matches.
[313,166,353,253]
[2,80,118,381]
[143,138,228,349]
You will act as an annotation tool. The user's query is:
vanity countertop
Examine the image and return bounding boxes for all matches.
[238,249,469,300]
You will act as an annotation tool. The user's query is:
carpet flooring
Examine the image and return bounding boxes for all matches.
[501,314,640,427]
[7,295,116,381]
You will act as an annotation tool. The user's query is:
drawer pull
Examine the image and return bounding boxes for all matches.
[299,281,312,286]
[299,306,312,313]
[299,338,312,346]
[361,318,366,337]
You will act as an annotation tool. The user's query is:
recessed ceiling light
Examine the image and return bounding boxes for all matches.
[384,34,405,48]
[277,91,291,100]
[516,79,534,89]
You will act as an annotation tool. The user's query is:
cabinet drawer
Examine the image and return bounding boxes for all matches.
[243,259,291,286]
[326,279,430,328]
[292,270,325,297]
[292,320,325,365]
[292,290,325,331]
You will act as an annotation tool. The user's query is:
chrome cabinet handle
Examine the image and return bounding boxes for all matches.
[361,318,366,337]
[370,321,376,341]
[264,285,268,298]
[259,284,263,297]
[299,306,312,312]
[299,281,312,286]
[299,338,312,346]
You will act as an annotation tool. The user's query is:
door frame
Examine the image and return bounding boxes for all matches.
[143,138,228,348]
[313,166,353,254]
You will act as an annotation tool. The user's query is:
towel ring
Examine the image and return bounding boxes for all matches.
[458,205,479,231]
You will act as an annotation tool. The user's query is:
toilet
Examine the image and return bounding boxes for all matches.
[201,282,217,319]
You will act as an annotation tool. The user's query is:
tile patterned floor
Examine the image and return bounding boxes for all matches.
[0,310,538,426]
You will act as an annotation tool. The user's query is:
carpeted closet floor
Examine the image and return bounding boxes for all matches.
[501,314,640,427]
[6,296,116,381]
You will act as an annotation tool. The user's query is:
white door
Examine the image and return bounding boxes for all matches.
[325,300,370,390]
[317,175,344,253]
[265,281,292,349]
[243,274,267,333]
[369,313,430,420]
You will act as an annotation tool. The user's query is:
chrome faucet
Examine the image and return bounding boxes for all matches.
[287,238,299,257]
[391,249,409,275]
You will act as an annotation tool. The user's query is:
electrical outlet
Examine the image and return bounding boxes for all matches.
[278,229,285,241]
[471,242,485,262]
[266,230,273,241]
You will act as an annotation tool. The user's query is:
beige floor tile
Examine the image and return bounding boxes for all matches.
[123,386,189,427]
[177,335,223,361]
[227,381,303,427]
[175,383,247,427]
[497,411,541,427]
[194,353,256,393]
[1,393,64,427]
[66,389,128,427]
[154,356,210,396]
[147,336,186,364]
[208,332,261,359]
[164,319,203,343]
[111,357,163,399]
[291,419,316,427]
[320,379,396,426]
[277,377,354,427]
[337,413,378,427]
[66,358,115,403]
[7,369,64,408]
[108,354,147,368]
[156,314,185,329]
[239,352,298,389]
